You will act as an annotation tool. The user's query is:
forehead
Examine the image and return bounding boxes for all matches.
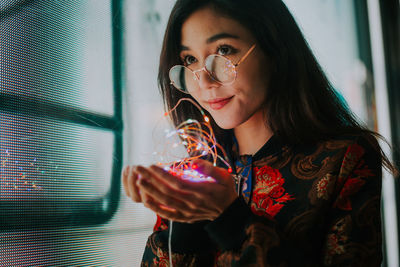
[181,7,255,47]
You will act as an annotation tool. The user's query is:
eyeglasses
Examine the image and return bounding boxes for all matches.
[169,44,256,94]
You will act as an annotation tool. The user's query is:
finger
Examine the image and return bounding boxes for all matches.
[127,166,142,202]
[141,166,224,216]
[141,193,183,220]
[143,196,215,223]
[131,171,142,202]
[138,174,200,213]
[147,165,226,213]
[148,165,215,193]
[193,159,231,183]
[121,166,130,197]
[137,166,214,213]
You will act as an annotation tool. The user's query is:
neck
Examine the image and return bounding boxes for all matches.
[234,110,273,156]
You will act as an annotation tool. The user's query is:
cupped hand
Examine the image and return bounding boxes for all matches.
[129,159,238,223]
[122,165,143,203]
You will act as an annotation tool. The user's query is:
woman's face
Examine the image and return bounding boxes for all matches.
[180,7,270,129]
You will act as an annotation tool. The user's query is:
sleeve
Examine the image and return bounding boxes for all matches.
[140,215,217,266]
[321,136,383,266]
[205,196,282,266]
[205,136,383,266]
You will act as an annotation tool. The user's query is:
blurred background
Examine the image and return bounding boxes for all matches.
[0,0,399,266]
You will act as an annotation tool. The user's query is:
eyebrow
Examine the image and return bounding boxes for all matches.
[180,32,240,51]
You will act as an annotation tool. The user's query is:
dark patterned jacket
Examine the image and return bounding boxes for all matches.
[141,134,382,266]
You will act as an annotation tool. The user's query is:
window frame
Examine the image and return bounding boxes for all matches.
[379,0,400,265]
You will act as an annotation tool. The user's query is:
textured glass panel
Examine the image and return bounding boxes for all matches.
[0,0,114,115]
[0,112,113,200]
[0,0,18,12]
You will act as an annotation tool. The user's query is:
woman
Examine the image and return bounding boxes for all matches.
[122,0,397,266]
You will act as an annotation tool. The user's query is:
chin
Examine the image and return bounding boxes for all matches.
[212,116,240,130]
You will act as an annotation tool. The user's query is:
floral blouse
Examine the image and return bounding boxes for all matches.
[141,134,382,266]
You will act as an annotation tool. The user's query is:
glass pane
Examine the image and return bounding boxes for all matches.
[0,0,114,115]
[0,0,19,11]
[0,112,114,200]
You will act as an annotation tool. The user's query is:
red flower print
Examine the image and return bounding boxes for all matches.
[318,179,328,194]
[333,142,375,211]
[316,174,335,200]
[341,178,366,196]
[153,215,168,232]
[353,160,375,178]
[251,166,294,218]
[334,178,366,211]
[342,144,364,168]
[338,143,365,184]
[154,247,170,267]
[324,216,350,265]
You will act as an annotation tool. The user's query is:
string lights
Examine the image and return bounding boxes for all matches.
[154,98,232,182]
[157,98,235,267]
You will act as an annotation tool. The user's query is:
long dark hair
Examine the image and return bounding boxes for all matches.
[158,0,397,175]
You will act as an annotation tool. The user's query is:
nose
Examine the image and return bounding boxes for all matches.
[197,69,220,90]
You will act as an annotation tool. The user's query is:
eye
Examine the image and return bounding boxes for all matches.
[182,55,197,66]
[216,45,237,56]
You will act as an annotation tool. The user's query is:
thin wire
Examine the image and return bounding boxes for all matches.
[158,97,233,180]
[158,98,234,267]
[169,220,173,267]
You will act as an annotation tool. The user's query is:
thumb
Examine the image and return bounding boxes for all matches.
[192,159,231,183]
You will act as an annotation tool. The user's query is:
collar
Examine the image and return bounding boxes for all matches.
[222,131,286,168]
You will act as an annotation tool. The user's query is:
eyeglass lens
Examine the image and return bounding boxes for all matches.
[169,55,236,93]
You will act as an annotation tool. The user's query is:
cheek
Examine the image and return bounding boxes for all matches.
[237,70,268,103]
[244,62,269,100]
[186,93,212,115]
[188,92,202,107]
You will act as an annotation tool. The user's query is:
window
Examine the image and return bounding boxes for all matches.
[0,0,123,228]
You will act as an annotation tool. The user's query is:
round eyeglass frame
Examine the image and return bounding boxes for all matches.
[169,44,256,94]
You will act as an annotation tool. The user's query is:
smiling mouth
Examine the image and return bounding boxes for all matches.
[207,96,234,110]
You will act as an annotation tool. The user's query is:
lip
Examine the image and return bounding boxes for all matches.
[207,96,234,110]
